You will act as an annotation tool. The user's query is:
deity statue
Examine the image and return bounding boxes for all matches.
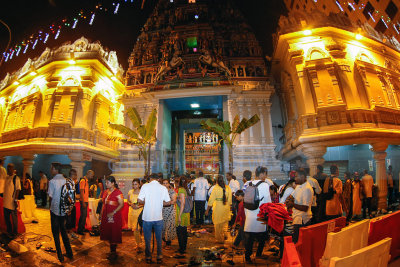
[199,50,231,78]
[154,50,185,82]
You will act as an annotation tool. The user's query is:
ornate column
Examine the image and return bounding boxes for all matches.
[22,157,35,180]
[257,100,267,145]
[297,144,327,177]
[237,101,245,145]
[246,100,255,145]
[69,152,86,178]
[371,142,388,210]
[265,103,275,144]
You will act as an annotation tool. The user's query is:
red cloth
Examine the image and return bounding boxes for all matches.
[281,236,302,267]
[295,216,346,267]
[121,202,129,230]
[234,201,245,226]
[0,198,25,234]
[368,210,400,262]
[74,201,92,231]
[100,189,123,244]
[258,203,292,233]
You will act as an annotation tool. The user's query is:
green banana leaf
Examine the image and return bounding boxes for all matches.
[109,123,139,139]
[144,109,157,141]
[127,107,142,128]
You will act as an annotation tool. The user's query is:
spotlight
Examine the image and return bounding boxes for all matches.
[355,34,362,40]
[68,59,76,65]
[190,103,200,108]
[303,29,312,36]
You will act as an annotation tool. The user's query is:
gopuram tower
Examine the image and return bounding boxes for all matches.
[113,0,283,190]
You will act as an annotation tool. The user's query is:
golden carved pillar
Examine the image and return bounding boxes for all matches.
[297,144,327,177]
[371,142,388,210]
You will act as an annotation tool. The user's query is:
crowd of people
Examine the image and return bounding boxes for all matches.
[0,160,398,264]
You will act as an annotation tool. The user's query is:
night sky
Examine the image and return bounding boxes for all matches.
[0,0,287,80]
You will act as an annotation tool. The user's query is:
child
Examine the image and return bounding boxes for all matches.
[270,185,279,203]
[233,190,245,249]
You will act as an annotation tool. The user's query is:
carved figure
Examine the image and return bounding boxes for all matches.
[154,51,185,82]
[199,50,231,77]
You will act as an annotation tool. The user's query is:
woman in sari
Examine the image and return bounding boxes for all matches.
[205,175,232,244]
[162,179,177,249]
[127,179,143,250]
[100,176,124,260]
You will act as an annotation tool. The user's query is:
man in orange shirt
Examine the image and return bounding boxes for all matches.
[77,170,93,235]
[362,169,374,219]
[323,165,342,220]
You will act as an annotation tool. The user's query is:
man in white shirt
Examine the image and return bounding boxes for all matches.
[39,171,48,207]
[138,173,171,264]
[192,170,209,226]
[286,169,313,243]
[3,163,20,238]
[0,159,7,197]
[48,162,73,262]
[306,170,322,224]
[244,166,271,263]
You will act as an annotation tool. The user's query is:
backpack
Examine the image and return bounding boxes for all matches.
[177,190,193,213]
[325,177,335,200]
[243,181,264,210]
[60,178,76,216]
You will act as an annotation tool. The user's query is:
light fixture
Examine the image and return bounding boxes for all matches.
[303,29,312,36]
[190,103,200,108]
[68,59,76,65]
[30,71,37,76]
[194,15,199,19]
[13,81,20,86]
[355,34,362,40]
[194,111,201,115]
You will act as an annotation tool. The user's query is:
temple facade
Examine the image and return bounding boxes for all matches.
[112,0,283,192]
[0,37,125,180]
[272,10,400,209]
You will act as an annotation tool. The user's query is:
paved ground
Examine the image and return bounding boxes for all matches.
[0,207,280,266]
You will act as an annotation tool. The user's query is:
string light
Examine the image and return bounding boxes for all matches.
[1,0,137,64]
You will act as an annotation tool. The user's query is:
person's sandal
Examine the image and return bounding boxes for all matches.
[157,258,162,264]
[145,258,152,264]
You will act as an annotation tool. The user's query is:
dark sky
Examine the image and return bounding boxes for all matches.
[0,0,286,79]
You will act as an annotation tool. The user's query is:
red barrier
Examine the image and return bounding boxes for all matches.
[295,217,346,267]
[368,210,400,262]
[281,236,302,267]
[0,197,25,234]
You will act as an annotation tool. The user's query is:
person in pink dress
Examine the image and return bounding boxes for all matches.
[100,176,124,261]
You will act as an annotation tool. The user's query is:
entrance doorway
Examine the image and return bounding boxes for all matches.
[163,95,224,177]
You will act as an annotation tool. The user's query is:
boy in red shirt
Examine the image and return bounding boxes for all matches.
[233,190,245,249]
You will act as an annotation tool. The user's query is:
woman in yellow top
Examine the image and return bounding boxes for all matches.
[205,175,232,244]
[127,179,143,250]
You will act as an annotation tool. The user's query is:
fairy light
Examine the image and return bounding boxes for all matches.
[44,33,49,43]
[23,44,29,54]
[32,39,38,49]
[89,13,95,25]
[4,53,9,62]
[15,47,21,57]
[72,19,78,29]
[54,28,61,39]
[114,3,120,14]
[9,50,15,60]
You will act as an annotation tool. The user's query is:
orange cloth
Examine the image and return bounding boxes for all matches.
[323,177,343,216]
[362,174,374,198]
[352,181,362,216]
[79,178,89,202]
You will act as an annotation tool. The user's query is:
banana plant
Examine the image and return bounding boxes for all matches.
[109,107,157,176]
[200,114,260,173]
